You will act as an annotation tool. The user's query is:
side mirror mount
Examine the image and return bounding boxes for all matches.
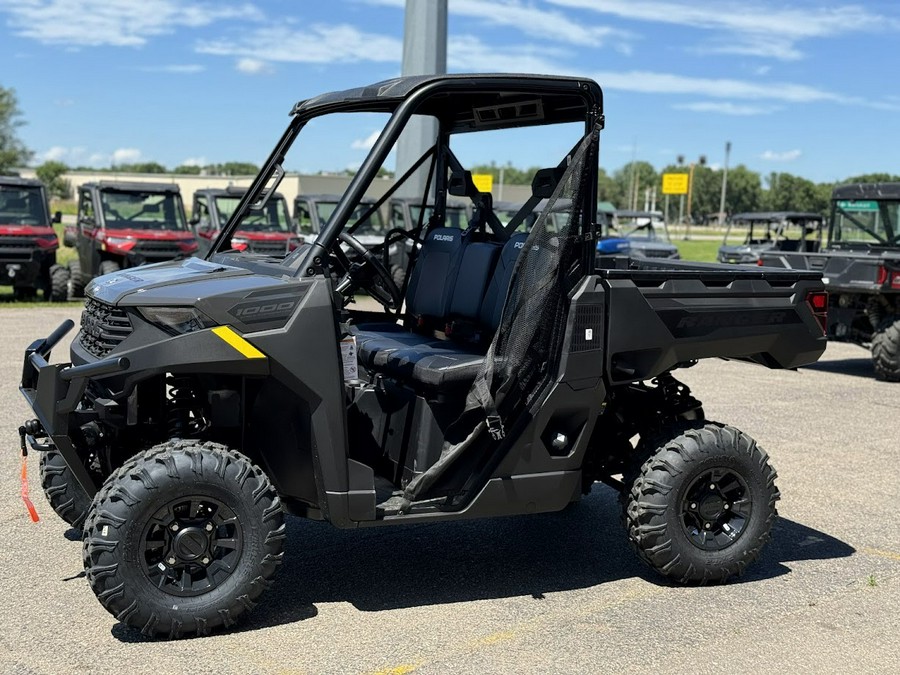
[53,210,63,224]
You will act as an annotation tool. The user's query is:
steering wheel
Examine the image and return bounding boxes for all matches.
[333,231,403,310]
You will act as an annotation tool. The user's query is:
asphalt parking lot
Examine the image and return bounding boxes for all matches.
[1,306,898,675]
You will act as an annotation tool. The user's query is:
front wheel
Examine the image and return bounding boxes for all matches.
[98,259,121,277]
[39,450,91,528]
[623,422,779,584]
[871,318,900,382]
[47,264,70,302]
[67,259,85,299]
[82,441,285,638]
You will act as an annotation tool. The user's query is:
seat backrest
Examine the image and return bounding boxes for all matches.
[404,227,465,323]
[479,232,529,331]
[448,240,501,321]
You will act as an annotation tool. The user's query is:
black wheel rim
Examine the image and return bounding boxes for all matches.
[141,496,243,597]
[680,467,751,551]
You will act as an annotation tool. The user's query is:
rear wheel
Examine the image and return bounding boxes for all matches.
[390,263,406,288]
[98,259,121,277]
[623,422,779,584]
[39,450,91,528]
[47,264,69,302]
[67,259,85,298]
[82,441,285,638]
[872,318,900,382]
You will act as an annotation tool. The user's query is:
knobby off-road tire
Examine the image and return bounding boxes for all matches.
[39,450,91,529]
[47,264,69,302]
[623,422,779,584]
[98,259,121,277]
[67,259,85,299]
[871,318,900,382]
[82,441,285,639]
[390,263,406,289]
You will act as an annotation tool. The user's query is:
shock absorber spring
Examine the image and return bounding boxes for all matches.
[167,374,207,438]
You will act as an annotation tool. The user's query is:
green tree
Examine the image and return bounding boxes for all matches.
[112,161,167,173]
[173,164,202,175]
[721,165,762,216]
[35,160,71,199]
[204,162,259,176]
[613,161,658,210]
[762,172,830,214]
[0,85,32,174]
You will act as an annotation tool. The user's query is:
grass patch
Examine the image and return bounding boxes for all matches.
[867,574,878,587]
[51,200,78,216]
[674,239,722,262]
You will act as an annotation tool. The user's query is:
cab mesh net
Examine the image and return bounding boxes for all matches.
[404,125,599,502]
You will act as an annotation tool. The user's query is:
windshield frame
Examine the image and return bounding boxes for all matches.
[829,198,899,247]
[98,189,188,232]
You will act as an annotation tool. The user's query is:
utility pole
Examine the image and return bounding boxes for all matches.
[393,0,447,198]
[718,141,731,225]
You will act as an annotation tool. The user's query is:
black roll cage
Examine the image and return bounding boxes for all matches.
[206,75,603,275]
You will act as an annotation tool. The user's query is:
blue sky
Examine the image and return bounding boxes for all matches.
[2,0,899,183]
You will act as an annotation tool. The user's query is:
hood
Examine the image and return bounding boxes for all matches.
[86,257,252,305]
[628,238,678,253]
[234,230,296,241]
[597,237,631,254]
[0,224,55,236]
[101,228,194,241]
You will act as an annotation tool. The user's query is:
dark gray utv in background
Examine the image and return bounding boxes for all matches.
[19,73,828,638]
[760,184,900,379]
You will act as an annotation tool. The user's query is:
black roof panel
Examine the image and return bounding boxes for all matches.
[832,183,900,200]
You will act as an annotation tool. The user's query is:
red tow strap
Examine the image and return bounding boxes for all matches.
[18,425,40,523]
[21,456,40,523]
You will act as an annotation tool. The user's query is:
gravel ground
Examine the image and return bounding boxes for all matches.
[0,306,897,675]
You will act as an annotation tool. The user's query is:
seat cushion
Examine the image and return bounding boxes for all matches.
[379,340,485,388]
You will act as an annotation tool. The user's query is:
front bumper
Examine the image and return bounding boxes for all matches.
[20,320,131,496]
[20,318,271,497]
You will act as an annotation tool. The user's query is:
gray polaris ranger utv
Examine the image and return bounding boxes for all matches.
[760,183,900,379]
[19,74,828,638]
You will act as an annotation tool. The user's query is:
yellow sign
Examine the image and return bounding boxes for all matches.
[472,173,493,193]
[662,173,689,195]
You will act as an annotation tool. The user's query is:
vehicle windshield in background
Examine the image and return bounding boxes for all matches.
[99,191,187,231]
[215,196,291,232]
[0,187,48,225]
[410,204,468,229]
[832,199,899,245]
[316,201,386,236]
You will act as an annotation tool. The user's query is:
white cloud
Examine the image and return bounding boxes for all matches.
[366,0,635,52]
[594,69,848,105]
[673,101,780,116]
[40,146,72,162]
[760,149,802,162]
[139,64,206,74]
[350,131,381,151]
[181,157,207,167]
[112,148,142,164]
[236,58,274,75]
[549,0,898,60]
[449,34,570,74]
[0,0,261,47]
[196,24,402,64]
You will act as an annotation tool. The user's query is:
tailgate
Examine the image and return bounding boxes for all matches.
[599,265,827,384]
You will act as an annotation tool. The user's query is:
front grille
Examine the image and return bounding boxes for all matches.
[133,241,181,257]
[250,241,289,255]
[0,239,38,262]
[79,298,133,358]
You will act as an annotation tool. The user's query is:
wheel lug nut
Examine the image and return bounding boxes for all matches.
[205,523,213,532]
[690,502,697,509]
[201,557,210,565]
[724,504,730,510]
[167,556,177,565]
[170,523,179,531]
[704,522,711,529]
[710,484,716,490]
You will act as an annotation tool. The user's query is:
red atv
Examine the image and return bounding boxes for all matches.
[0,176,67,301]
[66,181,197,298]
[191,186,300,256]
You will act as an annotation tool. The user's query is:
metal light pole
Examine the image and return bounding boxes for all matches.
[718,141,731,225]
[393,0,447,198]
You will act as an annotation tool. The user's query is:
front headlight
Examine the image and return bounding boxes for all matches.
[139,306,217,335]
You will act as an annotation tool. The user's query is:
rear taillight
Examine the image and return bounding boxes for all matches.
[876,265,900,290]
[806,290,828,335]
[756,258,764,266]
